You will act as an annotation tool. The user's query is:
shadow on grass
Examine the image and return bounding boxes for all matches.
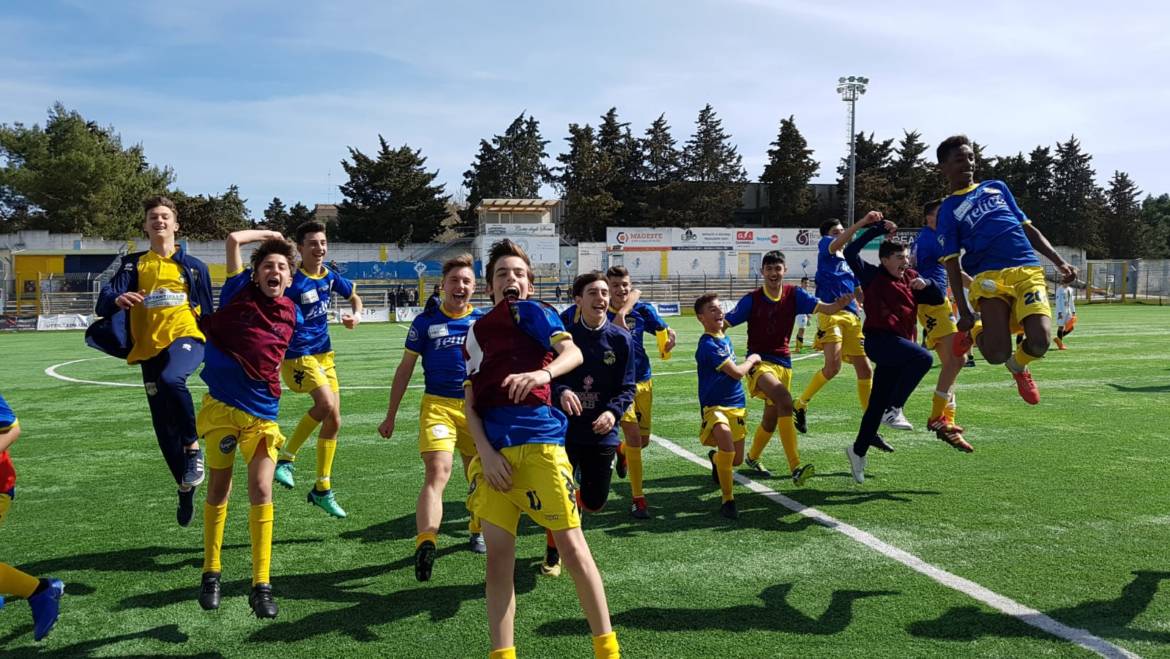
[908,570,1170,645]
[18,539,320,576]
[1106,383,1170,393]
[4,623,222,658]
[339,504,477,545]
[538,582,897,637]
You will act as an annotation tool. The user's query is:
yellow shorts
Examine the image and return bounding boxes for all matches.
[969,266,1051,334]
[467,443,580,536]
[198,395,284,470]
[917,302,959,350]
[0,492,10,526]
[813,310,865,358]
[281,352,339,394]
[418,394,476,457]
[621,380,654,436]
[747,361,792,402]
[699,406,747,447]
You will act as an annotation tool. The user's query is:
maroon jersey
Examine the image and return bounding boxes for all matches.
[202,279,298,400]
[464,299,568,416]
[725,285,819,367]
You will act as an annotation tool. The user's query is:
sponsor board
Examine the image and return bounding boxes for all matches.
[652,302,681,317]
[37,313,96,331]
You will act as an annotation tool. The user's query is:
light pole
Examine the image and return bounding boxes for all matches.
[836,75,868,224]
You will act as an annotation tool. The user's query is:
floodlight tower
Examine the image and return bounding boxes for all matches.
[836,75,869,224]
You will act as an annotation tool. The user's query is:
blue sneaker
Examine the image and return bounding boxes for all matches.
[29,578,64,641]
[182,448,205,488]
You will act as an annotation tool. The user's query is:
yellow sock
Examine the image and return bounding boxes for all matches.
[315,437,337,492]
[797,370,830,407]
[945,393,956,424]
[593,631,621,658]
[714,449,735,502]
[930,392,949,420]
[777,416,800,471]
[857,378,872,410]
[626,444,644,498]
[203,502,227,573]
[1013,344,1038,368]
[249,502,274,586]
[747,425,772,462]
[0,562,39,598]
[468,514,481,535]
[489,648,516,659]
[416,531,437,548]
[280,412,320,462]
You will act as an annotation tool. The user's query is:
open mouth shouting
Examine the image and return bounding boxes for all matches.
[502,285,521,301]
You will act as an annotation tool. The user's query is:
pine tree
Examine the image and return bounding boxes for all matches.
[263,197,289,231]
[556,123,618,241]
[1051,135,1101,252]
[460,113,550,233]
[337,135,449,245]
[1141,194,1170,258]
[597,108,645,225]
[172,186,251,241]
[759,115,819,226]
[888,130,933,226]
[836,132,894,219]
[1104,171,1144,258]
[641,114,687,227]
[680,104,746,225]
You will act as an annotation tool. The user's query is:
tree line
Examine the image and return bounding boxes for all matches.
[2,103,1166,259]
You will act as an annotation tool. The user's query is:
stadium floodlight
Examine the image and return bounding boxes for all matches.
[837,75,869,224]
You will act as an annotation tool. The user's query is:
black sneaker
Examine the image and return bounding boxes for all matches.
[198,572,221,610]
[414,540,436,582]
[965,354,976,368]
[177,487,195,527]
[720,500,738,519]
[708,449,719,485]
[182,448,205,488]
[249,583,278,619]
[870,434,896,453]
[793,406,808,434]
[614,450,627,479]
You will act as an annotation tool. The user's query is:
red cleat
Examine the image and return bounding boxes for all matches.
[928,417,973,453]
[952,331,974,358]
[1012,370,1040,405]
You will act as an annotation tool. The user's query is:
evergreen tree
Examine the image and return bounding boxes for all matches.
[171,185,251,241]
[1023,146,1056,228]
[759,115,818,226]
[1051,135,1101,252]
[680,104,746,225]
[1141,194,1170,258]
[262,197,289,231]
[641,114,687,227]
[836,132,895,219]
[556,123,618,241]
[597,108,645,225]
[1103,171,1144,258]
[337,135,449,245]
[460,112,550,233]
[888,130,933,226]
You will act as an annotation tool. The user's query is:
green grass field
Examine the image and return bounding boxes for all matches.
[3,304,1170,658]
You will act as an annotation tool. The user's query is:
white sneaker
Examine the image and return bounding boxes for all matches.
[845,446,867,484]
[881,406,914,431]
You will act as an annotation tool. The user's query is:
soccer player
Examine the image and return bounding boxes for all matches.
[464,239,618,659]
[556,272,637,516]
[95,196,214,527]
[793,276,814,353]
[0,393,64,641]
[937,135,1078,404]
[793,219,874,434]
[693,293,760,519]
[196,230,299,619]
[605,266,676,519]
[274,221,362,518]
[911,200,974,452]
[379,254,487,581]
[1054,281,1077,350]
[841,213,946,483]
[724,251,852,484]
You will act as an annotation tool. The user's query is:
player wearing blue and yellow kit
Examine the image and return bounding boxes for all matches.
[95,196,214,527]
[274,221,362,518]
[0,393,65,641]
[380,254,487,580]
[605,265,675,519]
[936,135,1078,405]
[694,293,759,520]
[464,240,618,659]
[197,230,299,619]
[793,219,874,434]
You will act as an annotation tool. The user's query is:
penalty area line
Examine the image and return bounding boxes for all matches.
[650,434,1139,659]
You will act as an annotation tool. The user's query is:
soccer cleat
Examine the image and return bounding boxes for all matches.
[1055,337,1066,350]
[182,448,205,488]
[880,407,914,431]
[952,331,974,358]
[719,500,738,520]
[273,461,296,489]
[468,533,487,555]
[1012,370,1041,405]
[540,546,562,577]
[630,496,650,519]
[965,354,977,368]
[791,463,815,487]
[845,446,867,484]
[927,417,973,453]
[870,434,895,453]
[793,405,808,434]
[707,450,719,485]
[307,488,347,518]
[177,487,195,528]
[198,571,221,610]
[249,583,278,619]
[743,456,772,478]
[29,578,64,641]
[614,449,627,479]
[414,540,436,581]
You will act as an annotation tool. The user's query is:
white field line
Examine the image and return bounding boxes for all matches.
[650,434,1139,659]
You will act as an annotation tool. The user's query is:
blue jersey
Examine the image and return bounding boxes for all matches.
[938,180,1040,277]
[695,332,746,409]
[555,317,636,447]
[610,301,668,383]
[285,267,355,358]
[911,225,948,289]
[815,235,860,315]
[0,392,13,428]
[405,305,484,399]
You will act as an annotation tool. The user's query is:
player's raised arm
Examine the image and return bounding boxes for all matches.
[226,229,284,274]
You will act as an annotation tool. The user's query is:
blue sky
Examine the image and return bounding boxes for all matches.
[4,1,1166,219]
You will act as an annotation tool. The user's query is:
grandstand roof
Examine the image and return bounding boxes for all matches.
[479,199,560,211]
